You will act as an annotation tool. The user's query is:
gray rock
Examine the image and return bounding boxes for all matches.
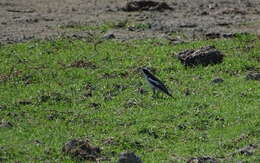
[211,77,224,83]
[230,144,257,156]
[118,152,142,163]
[177,46,224,67]
[187,157,217,163]
[0,105,6,110]
[222,33,236,38]
[205,32,221,39]
[103,33,115,40]
[122,1,172,12]
[246,73,260,81]
[0,121,13,128]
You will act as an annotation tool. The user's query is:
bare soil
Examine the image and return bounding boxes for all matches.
[1,0,260,43]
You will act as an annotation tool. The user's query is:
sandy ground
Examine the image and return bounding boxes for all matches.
[1,0,260,43]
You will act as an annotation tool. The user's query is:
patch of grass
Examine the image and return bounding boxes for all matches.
[0,34,259,162]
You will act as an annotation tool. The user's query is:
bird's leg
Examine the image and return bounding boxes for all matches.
[157,90,160,98]
[152,88,157,98]
[155,89,159,98]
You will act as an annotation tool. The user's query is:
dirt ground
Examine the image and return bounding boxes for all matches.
[1,0,260,43]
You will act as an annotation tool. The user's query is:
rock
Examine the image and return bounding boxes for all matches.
[211,77,224,83]
[217,22,232,26]
[89,102,101,108]
[165,36,185,45]
[103,32,115,40]
[205,32,221,39]
[62,139,101,161]
[137,87,147,95]
[176,46,224,67]
[18,99,32,105]
[230,144,257,156]
[122,0,172,12]
[179,23,197,28]
[69,60,97,69]
[118,152,142,163]
[222,33,236,38]
[206,32,236,39]
[0,121,13,128]
[0,105,7,110]
[217,8,246,15]
[6,8,35,13]
[187,156,217,163]
[184,88,191,96]
[199,11,209,16]
[246,73,260,81]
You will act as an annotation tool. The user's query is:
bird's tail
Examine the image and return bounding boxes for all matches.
[166,91,173,97]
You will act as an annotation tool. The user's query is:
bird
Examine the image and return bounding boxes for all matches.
[141,68,172,97]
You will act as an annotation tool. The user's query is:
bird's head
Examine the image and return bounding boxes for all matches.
[141,67,150,74]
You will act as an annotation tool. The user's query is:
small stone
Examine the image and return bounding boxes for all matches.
[222,33,236,38]
[103,33,115,40]
[179,23,197,28]
[230,144,257,156]
[122,1,172,12]
[118,152,142,163]
[0,121,13,128]
[70,60,97,69]
[33,140,44,145]
[246,73,260,81]
[18,100,32,105]
[211,77,224,83]
[187,156,217,163]
[89,102,101,108]
[205,32,221,39]
[184,88,191,96]
[0,105,7,110]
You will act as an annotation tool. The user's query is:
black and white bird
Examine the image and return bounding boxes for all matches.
[142,68,172,97]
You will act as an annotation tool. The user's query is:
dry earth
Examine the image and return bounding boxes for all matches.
[1,0,260,43]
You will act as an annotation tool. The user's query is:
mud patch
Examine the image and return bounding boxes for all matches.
[69,60,97,69]
[62,139,104,161]
[123,98,139,108]
[118,152,142,163]
[187,156,217,163]
[176,46,224,67]
[89,102,101,109]
[36,91,71,104]
[205,32,237,39]
[122,0,172,12]
[17,99,33,105]
[229,144,258,156]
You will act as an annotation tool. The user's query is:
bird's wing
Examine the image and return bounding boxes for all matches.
[148,77,164,87]
[148,77,172,96]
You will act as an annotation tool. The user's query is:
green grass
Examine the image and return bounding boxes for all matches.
[0,34,260,162]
